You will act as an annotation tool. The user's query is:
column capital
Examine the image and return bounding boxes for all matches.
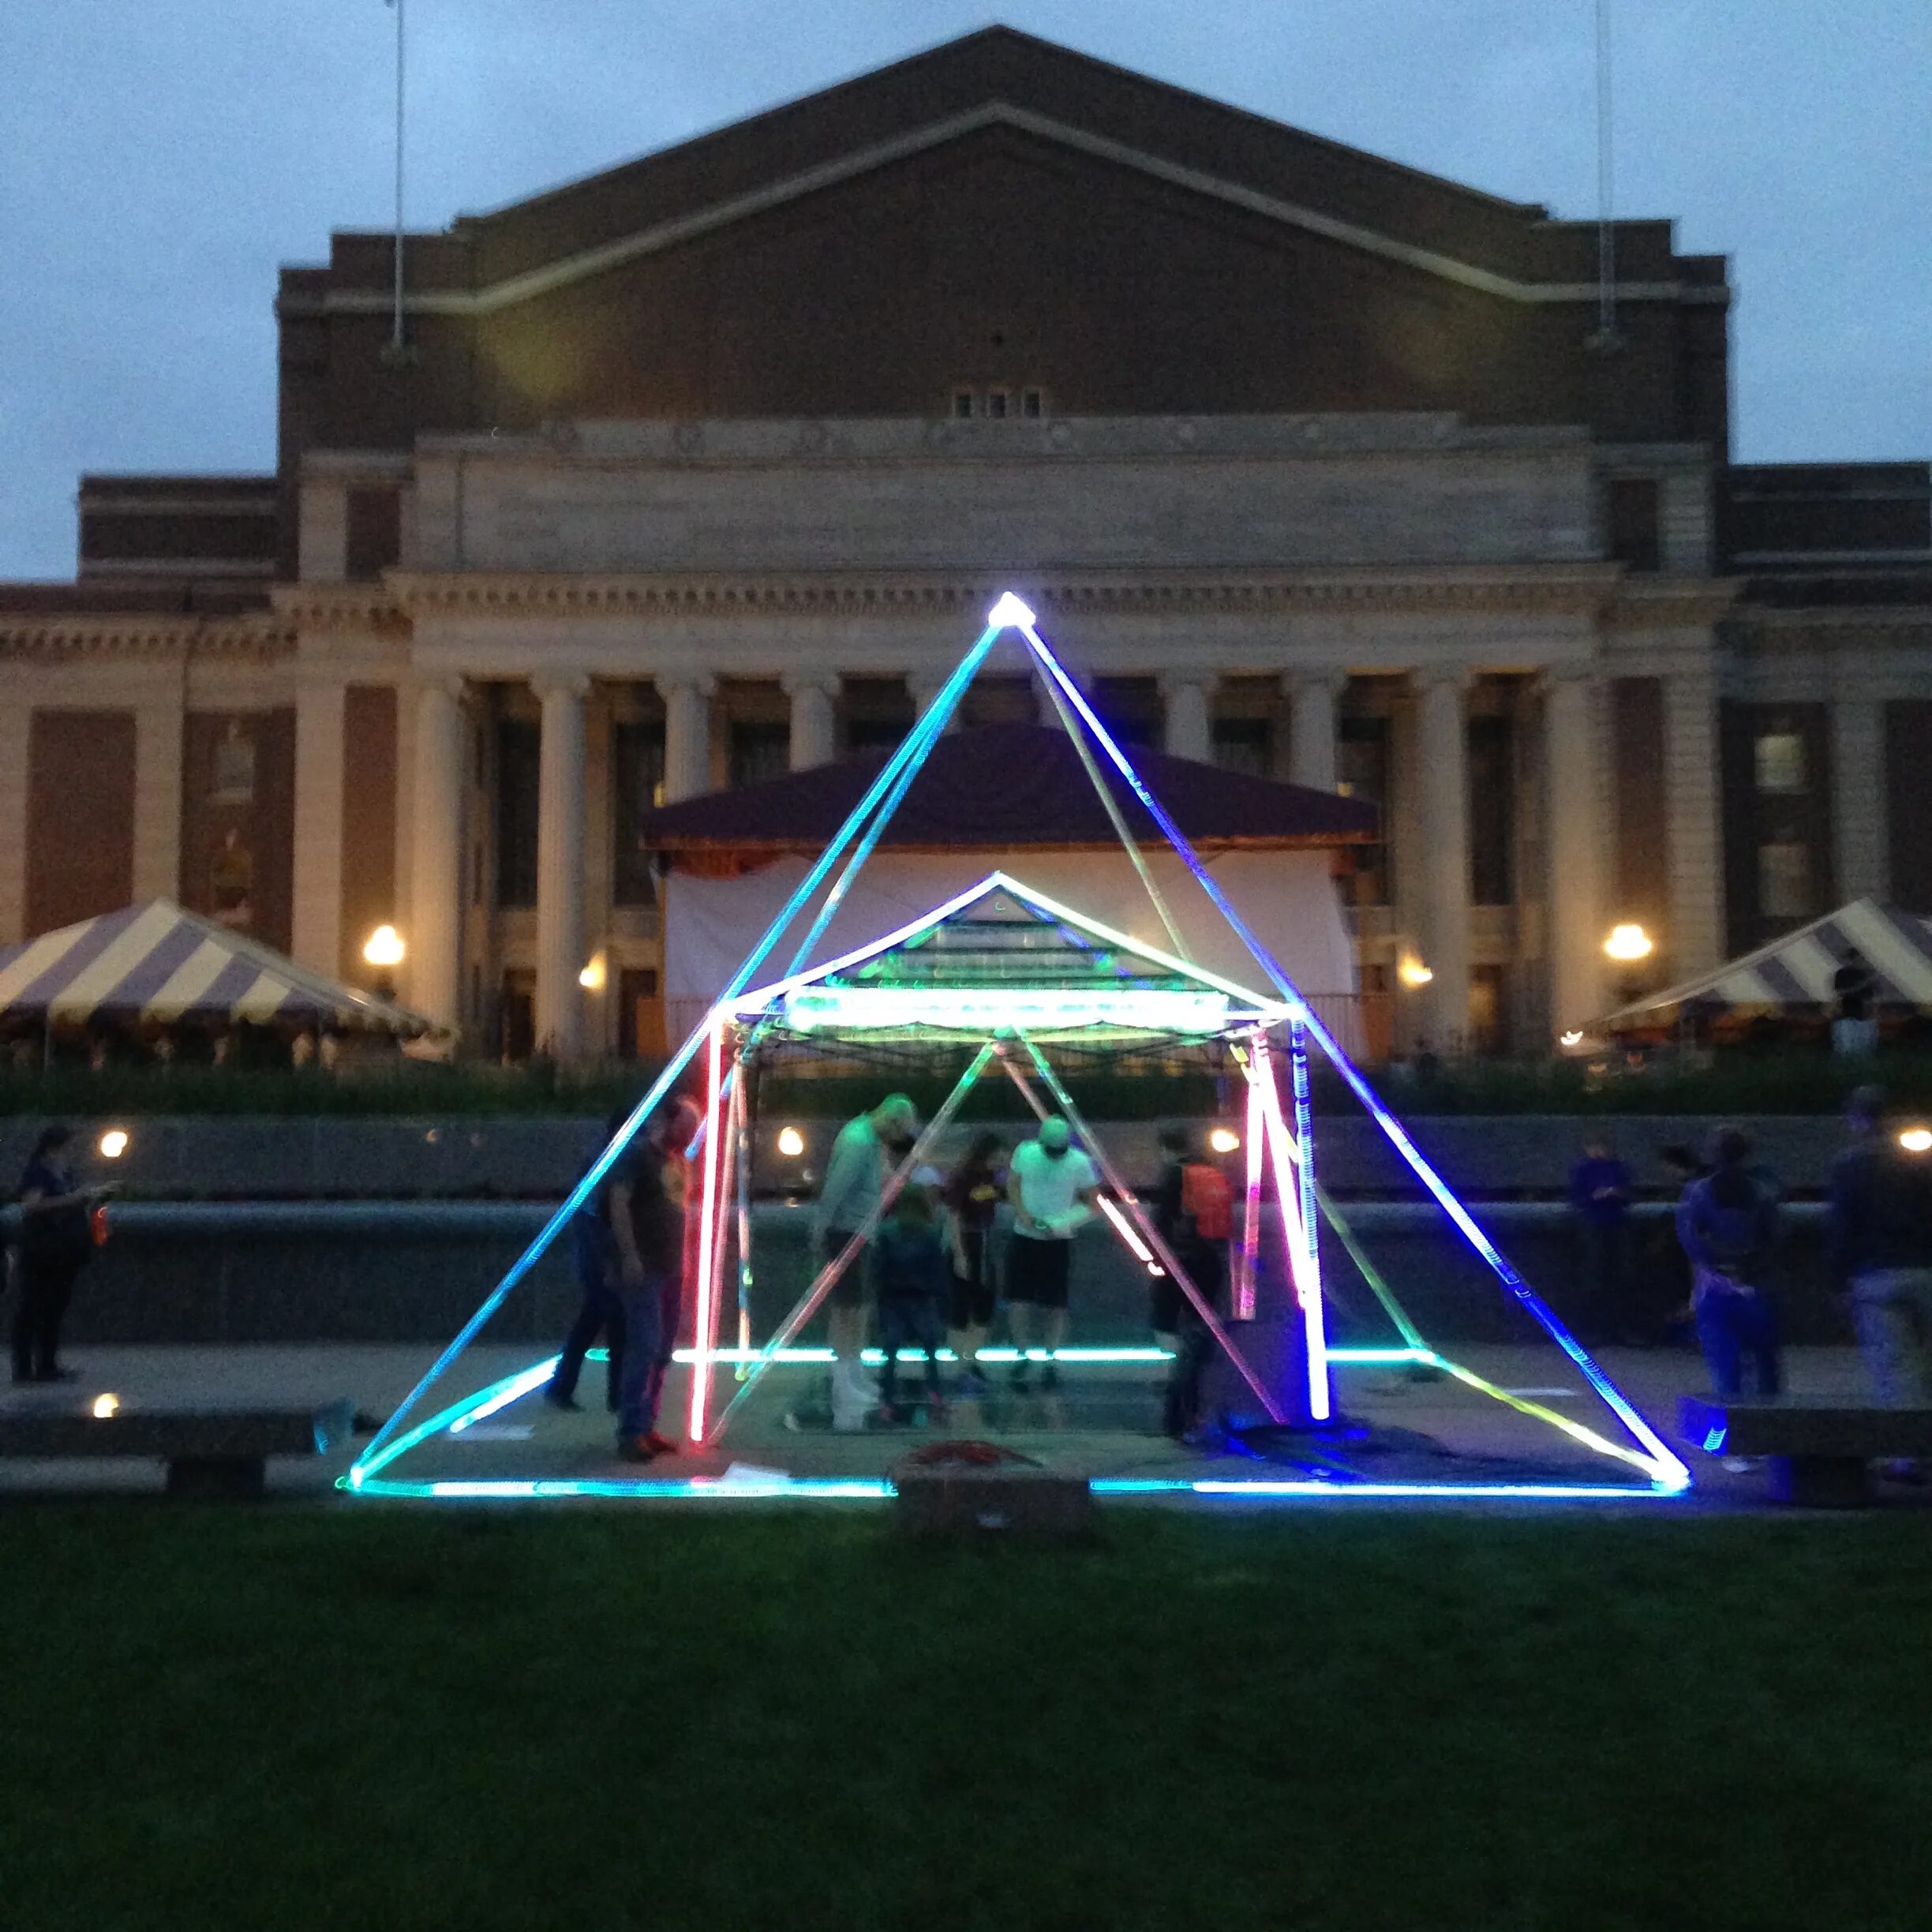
[1155,669,1215,698]
[657,672,717,702]
[780,669,840,700]
[1413,662,1477,695]
[1288,667,1348,696]
[531,670,592,706]
[417,673,469,706]
[1542,658,1598,688]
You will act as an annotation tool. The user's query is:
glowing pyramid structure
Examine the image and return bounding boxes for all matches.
[346,594,1690,1501]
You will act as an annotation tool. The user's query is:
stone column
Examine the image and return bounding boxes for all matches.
[661,676,714,803]
[1160,676,1213,762]
[1832,691,1887,903]
[534,674,589,1061]
[784,673,838,771]
[290,678,346,975]
[0,698,29,943]
[1288,672,1343,792]
[1413,667,1473,1050]
[407,678,466,1035]
[132,681,184,906]
[1544,668,1608,1035]
[1663,663,1724,976]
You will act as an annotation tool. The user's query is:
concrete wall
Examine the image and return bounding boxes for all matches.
[30,1198,1843,1350]
[0,1114,1862,1201]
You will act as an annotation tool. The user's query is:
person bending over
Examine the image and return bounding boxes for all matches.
[1005,1116,1099,1391]
[814,1092,920,1417]
[871,1183,950,1423]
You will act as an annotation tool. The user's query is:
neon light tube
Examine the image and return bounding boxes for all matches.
[1237,1050,1263,1320]
[781,985,1232,1035]
[687,1019,728,1445]
[1096,1194,1163,1274]
[1017,618,1689,1491]
[447,1357,558,1433]
[352,622,1002,1482]
[1251,1039,1329,1421]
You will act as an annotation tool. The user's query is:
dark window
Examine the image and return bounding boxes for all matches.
[844,717,904,754]
[210,832,253,928]
[1608,477,1661,572]
[1021,389,1043,418]
[209,722,255,803]
[494,719,540,908]
[951,390,975,419]
[1467,714,1515,906]
[612,720,665,908]
[1093,677,1160,752]
[1754,731,1807,793]
[1887,702,1932,910]
[1338,717,1391,906]
[986,389,1009,419]
[498,969,535,1063]
[1470,964,1510,1057]
[1211,717,1271,778]
[345,488,402,579]
[728,720,789,789]
[617,967,663,1060]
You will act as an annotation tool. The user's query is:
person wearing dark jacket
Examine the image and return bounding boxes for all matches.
[870,1183,949,1421]
[1570,1136,1634,1342]
[608,1099,698,1462]
[11,1125,107,1384]
[1676,1125,1781,1401]
[1829,1086,1932,1409]
[545,1111,630,1414]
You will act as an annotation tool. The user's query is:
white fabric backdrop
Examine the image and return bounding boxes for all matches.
[664,850,1356,1013]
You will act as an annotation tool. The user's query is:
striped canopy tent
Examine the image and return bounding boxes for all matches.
[1603,898,1932,1034]
[0,901,437,1037]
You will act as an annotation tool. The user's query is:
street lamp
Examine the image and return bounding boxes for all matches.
[363,925,405,1001]
[1398,954,1434,989]
[1604,923,1653,963]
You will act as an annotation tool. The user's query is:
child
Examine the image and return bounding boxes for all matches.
[870,1183,951,1421]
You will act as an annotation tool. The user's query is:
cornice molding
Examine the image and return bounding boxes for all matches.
[387,565,1631,621]
[270,582,411,635]
[0,613,294,662]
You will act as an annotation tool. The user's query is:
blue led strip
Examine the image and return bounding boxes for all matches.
[350,622,1003,1483]
[1017,618,1690,1491]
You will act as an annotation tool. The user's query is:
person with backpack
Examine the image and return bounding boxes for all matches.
[1675,1125,1782,1420]
[11,1125,110,1385]
[545,1108,631,1415]
[1829,1085,1932,1414]
[1151,1125,1234,1440]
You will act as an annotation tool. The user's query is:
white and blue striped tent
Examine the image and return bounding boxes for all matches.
[1605,898,1932,1029]
[0,901,436,1035]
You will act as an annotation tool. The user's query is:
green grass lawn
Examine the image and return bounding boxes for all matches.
[3,1503,1930,1931]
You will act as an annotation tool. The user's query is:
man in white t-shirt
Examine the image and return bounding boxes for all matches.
[1005,1115,1100,1389]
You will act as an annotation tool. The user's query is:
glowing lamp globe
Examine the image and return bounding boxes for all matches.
[363,925,406,969]
[1398,955,1434,990]
[92,1394,119,1420]
[1901,1127,1932,1155]
[98,1129,129,1160]
[1208,1126,1241,1155]
[1604,923,1653,963]
[776,1125,807,1159]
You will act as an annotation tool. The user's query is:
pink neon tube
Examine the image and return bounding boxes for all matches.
[1237,1059,1264,1320]
[1252,1041,1330,1421]
[686,1020,728,1444]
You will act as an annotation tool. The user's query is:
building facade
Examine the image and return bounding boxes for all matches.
[3,28,1927,1059]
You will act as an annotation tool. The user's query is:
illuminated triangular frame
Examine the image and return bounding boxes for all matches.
[346,596,1691,1502]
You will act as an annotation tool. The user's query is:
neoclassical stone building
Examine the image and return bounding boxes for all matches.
[3,27,1926,1059]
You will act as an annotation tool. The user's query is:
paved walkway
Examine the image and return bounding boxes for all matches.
[2,1338,1920,1510]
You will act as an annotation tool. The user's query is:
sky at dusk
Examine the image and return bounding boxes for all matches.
[2,0,1927,578]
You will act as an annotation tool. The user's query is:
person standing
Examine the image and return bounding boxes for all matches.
[545,1110,630,1414]
[1676,1126,1783,1417]
[1832,950,1879,1058]
[1150,1125,1234,1440]
[1829,1085,1932,1412]
[11,1125,107,1386]
[943,1130,1005,1395]
[1569,1134,1634,1343]
[1005,1115,1100,1390]
[814,1093,920,1417]
[870,1183,950,1422]
[609,1098,698,1462]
